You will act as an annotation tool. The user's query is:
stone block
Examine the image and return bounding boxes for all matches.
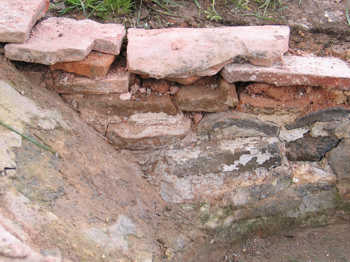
[62,93,177,116]
[286,107,350,129]
[127,26,289,82]
[0,0,49,43]
[198,111,279,140]
[222,56,350,90]
[53,66,129,94]
[5,17,125,64]
[106,112,191,150]
[286,135,339,161]
[174,79,238,112]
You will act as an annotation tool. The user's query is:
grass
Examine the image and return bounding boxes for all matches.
[204,0,223,21]
[0,120,57,156]
[232,0,284,15]
[59,0,133,17]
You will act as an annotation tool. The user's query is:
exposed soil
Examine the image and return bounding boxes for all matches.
[193,221,350,262]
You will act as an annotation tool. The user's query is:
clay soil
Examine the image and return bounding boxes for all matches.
[43,1,350,261]
[193,219,350,262]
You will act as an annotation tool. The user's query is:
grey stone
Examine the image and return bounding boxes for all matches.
[328,139,350,183]
[310,121,339,137]
[286,107,350,130]
[279,127,309,142]
[152,137,282,203]
[170,138,281,177]
[286,135,339,161]
[335,120,350,139]
[198,112,279,140]
[287,190,336,217]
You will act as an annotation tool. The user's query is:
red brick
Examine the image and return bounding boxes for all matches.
[239,83,349,114]
[51,51,115,78]
[222,56,350,90]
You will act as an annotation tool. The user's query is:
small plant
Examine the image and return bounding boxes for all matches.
[257,0,282,15]
[60,0,132,17]
[204,0,222,21]
[103,0,133,15]
[232,0,284,16]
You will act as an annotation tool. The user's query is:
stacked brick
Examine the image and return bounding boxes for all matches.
[1,0,350,151]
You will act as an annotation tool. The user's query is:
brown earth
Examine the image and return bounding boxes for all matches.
[191,215,350,262]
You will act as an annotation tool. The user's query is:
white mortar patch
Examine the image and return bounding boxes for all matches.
[220,138,278,172]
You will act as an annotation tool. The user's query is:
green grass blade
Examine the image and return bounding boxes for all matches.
[0,120,57,156]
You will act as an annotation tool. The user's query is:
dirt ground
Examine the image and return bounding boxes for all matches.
[193,222,350,262]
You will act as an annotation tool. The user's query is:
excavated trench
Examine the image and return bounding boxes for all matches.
[9,30,350,261]
[1,7,350,258]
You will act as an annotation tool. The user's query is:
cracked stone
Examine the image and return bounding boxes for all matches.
[127,26,289,82]
[222,56,350,90]
[198,111,279,140]
[5,17,125,64]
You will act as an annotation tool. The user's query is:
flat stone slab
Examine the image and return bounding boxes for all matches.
[198,111,279,140]
[51,51,115,78]
[62,93,178,116]
[0,0,49,43]
[5,17,125,64]
[52,66,129,94]
[107,113,191,150]
[286,107,350,130]
[127,26,289,81]
[222,55,350,90]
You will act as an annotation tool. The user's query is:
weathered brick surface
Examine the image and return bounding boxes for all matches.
[174,78,238,112]
[52,66,129,94]
[238,83,348,114]
[51,51,115,78]
[222,56,350,90]
[5,17,125,64]
[0,0,49,43]
[106,113,191,150]
[62,94,178,116]
[127,26,289,82]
